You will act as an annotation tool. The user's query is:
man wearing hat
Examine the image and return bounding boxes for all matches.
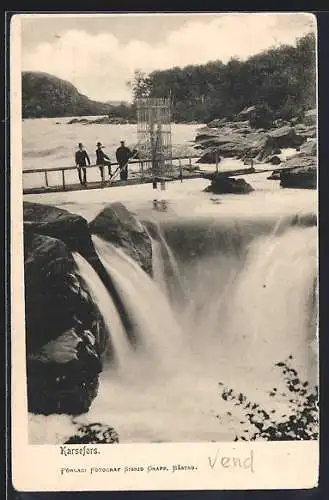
[96,142,112,184]
[75,142,91,186]
[116,140,133,181]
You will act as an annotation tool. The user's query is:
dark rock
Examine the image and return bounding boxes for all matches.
[89,202,152,275]
[281,152,316,170]
[237,105,257,120]
[267,171,282,180]
[294,124,317,140]
[23,202,97,264]
[279,145,316,188]
[265,155,281,165]
[64,423,119,444]
[67,116,130,125]
[280,166,316,189]
[24,233,105,416]
[268,126,305,149]
[237,104,274,129]
[207,118,228,128]
[23,201,132,349]
[203,174,254,194]
[24,232,76,352]
[27,348,101,415]
[67,118,90,125]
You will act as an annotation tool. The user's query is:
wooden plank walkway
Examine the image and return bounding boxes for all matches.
[23,172,204,195]
[23,154,292,196]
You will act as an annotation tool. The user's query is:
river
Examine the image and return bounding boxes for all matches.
[23,118,318,445]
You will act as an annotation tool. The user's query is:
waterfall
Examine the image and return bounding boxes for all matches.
[150,237,167,293]
[72,252,133,370]
[146,221,187,303]
[70,221,317,443]
[91,234,185,373]
[220,226,317,384]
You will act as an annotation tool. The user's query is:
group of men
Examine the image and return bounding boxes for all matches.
[75,140,134,187]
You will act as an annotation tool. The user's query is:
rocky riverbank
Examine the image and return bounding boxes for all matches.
[24,201,152,443]
[67,116,136,125]
[195,106,317,191]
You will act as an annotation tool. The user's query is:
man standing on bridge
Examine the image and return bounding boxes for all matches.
[116,140,132,181]
[75,142,90,186]
[96,142,112,184]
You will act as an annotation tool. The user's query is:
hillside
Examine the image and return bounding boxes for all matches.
[22,72,113,119]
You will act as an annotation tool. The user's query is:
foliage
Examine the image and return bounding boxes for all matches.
[128,33,316,124]
[218,356,318,441]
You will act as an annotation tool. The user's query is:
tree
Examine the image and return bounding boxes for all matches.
[127,70,151,101]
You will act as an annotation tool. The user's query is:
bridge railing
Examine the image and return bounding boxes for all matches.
[23,155,201,191]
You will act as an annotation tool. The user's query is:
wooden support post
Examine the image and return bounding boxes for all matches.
[215,151,219,173]
[179,159,183,183]
[140,161,144,181]
[61,169,66,189]
[44,171,49,187]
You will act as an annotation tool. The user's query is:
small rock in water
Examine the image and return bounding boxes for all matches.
[204,175,254,194]
[65,422,119,444]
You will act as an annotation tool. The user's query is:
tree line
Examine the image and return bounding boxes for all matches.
[127,33,316,124]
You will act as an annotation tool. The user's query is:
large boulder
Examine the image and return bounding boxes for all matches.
[265,155,281,165]
[27,331,102,415]
[23,202,97,263]
[279,151,316,189]
[280,166,316,189]
[24,232,82,352]
[89,202,152,275]
[294,123,317,139]
[268,126,305,149]
[203,174,254,194]
[24,232,106,415]
[277,134,316,189]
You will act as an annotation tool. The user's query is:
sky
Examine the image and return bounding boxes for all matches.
[20,13,316,103]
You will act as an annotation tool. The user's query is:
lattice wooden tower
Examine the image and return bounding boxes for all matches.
[136,98,173,185]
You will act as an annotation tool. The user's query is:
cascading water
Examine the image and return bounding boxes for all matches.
[72,252,133,370]
[91,234,185,373]
[74,220,317,443]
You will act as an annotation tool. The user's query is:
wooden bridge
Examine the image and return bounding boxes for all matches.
[22,154,287,196]
[23,155,201,195]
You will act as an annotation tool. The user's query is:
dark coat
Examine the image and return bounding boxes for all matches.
[75,149,90,167]
[116,146,131,166]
